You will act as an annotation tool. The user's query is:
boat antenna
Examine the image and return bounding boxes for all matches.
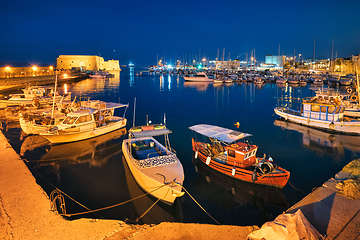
[132,97,136,127]
[51,73,58,119]
[164,113,166,126]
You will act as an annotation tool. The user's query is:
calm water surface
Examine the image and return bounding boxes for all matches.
[4,69,360,226]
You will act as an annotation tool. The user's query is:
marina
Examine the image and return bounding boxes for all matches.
[1,69,360,230]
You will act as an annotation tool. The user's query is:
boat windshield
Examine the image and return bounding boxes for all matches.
[75,115,92,124]
[63,116,78,125]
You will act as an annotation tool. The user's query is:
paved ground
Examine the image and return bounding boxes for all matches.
[0,130,257,240]
[286,171,360,239]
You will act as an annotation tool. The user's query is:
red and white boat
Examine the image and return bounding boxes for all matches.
[189,124,290,188]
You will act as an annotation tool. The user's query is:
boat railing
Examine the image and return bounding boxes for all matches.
[147,149,168,159]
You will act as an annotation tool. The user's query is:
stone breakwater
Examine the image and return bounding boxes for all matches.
[0,74,87,93]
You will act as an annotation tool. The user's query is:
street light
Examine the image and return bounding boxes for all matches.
[5,67,10,78]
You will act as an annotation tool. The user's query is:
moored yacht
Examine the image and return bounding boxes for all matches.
[183,72,212,82]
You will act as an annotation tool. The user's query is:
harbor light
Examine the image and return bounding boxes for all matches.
[32,66,37,71]
[64,84,68,94]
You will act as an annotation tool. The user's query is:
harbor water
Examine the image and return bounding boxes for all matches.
[2,69,360,226]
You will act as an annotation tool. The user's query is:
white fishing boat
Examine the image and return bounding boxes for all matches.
[339,75,353,86]
[183,72,212,82]
[213,78,224,84]
[40,100,128,144]
[274,95,360,134]
[254,77,264,84]
[276,76,287,84]
[287,77,299,84]
[89,72,106,79]
[0,85,70,107]
[122,123,184,205]
[19,110,67,135]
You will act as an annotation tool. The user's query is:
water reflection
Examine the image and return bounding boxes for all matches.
[21,128,127,183]
[274,119,360,161]
[183,82,211,91]
[122,156,183,224]
[192,157,288,222]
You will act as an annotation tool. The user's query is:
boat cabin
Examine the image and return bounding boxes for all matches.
[58,109,96,132]
[225,142,258,169]
[302,102,344,121]
[22,86,55,98]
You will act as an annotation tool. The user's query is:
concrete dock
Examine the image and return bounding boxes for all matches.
[0,129,257,240]
[286,165,360,239]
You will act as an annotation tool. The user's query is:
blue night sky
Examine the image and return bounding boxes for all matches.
[1,0,360,68]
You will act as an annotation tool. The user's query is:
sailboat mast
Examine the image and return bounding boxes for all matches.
[51,74,58,119]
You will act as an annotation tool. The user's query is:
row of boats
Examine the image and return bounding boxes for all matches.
[182,71,356,86]
[1,83,291,206]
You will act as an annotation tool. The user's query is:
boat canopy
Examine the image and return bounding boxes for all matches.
[130,125,172,138]
[189,124,251,144]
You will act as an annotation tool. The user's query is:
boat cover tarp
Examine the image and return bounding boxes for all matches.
[247,210,322,240]
[131,128,172,138]
[189,124,251,144]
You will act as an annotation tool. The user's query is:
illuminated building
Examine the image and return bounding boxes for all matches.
[265,55,285,67]
[56,55,120,71]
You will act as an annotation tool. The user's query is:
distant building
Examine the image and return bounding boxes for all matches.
[333,54,360,75]
[56,55,121,71]
[215,60,241,70]
[265,55,285,67]
[0,66,54,78]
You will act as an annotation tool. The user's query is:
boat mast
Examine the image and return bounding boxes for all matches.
[133,97,136,127]
[51,74,58,119]
[356,66,360,106]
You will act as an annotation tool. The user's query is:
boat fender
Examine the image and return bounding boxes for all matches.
[252,169,257,182]
[231,187,235,195]
[195,151,198,159]
[350,95,358,102]
[206,156,211,165]
[232,167,236,176]
[206,176,210,183]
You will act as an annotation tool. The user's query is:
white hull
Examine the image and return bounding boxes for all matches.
[40,118,127,144]
[19,117,49,135]
[183,77,213,82]
[122,137,184,205]
[274,107,360,134]
[344,109,360,117]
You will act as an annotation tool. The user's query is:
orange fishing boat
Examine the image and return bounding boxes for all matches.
[189,124,290,188]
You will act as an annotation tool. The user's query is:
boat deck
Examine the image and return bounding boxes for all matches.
[131,140,166,160]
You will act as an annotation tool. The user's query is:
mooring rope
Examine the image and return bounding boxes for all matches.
[61,183,168,217]
[180,185,220,225]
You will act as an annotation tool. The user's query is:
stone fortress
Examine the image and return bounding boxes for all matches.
[56,55,121,72]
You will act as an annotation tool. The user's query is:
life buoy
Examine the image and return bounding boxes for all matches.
[350,95,358,102]
[347,88,353,94]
